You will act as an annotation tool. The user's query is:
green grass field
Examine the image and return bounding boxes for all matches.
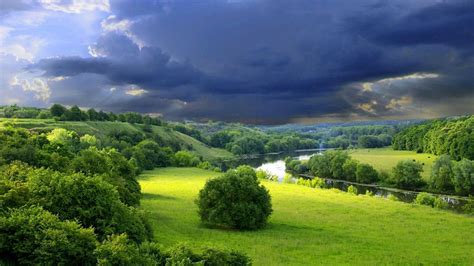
[349,147,437,180]
[139,167,474,265]
[0,118,232,160]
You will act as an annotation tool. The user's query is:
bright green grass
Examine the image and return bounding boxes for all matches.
[0,118,232,160]
[140,167,474,265]
[349,147,437,180]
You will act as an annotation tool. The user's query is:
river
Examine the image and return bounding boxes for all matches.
[213,149,471,213]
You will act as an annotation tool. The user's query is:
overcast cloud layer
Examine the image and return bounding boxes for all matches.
[1,0,474,124]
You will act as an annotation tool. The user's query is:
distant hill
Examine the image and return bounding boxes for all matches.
[0,118,232,161]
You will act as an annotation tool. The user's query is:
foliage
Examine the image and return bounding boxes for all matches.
[393,116,474,160]
[355,163,379,184]
[174,150,201,167]
[27,169,151,242]
[430,155,454,192]
[390,160,425,190]
[196,166,272,230]
[415,192,436,207]
[452,159,474,196]
[347,185,358,195]
[0,206,97,265]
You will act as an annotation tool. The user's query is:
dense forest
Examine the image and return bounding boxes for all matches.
[393,116,474,160]
[0,123,249,264]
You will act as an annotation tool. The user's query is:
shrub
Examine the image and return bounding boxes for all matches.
[391,160,425,190]
[355,163,379,184]
[256,169,269,180]
[27,169,151,242]
[347,185,358,195]
[434,197,448,209]
[0,206,97,265]
[342,159,358,182]
[95,234,155,266]
[387,194,399,201]
[452,159,474,196]
[196,166,272,230]
[430,155,454,193]
[174,150,201,167]
[201,248,251,266]
[283,173,293,184]
[415,192,435,207]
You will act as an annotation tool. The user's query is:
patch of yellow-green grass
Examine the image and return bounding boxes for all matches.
[139,167,474,265]
[349,147,437,180]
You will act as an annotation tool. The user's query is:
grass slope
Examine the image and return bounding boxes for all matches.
[140,167,474,265]
[0,118,232,160]
[349,147,437,180]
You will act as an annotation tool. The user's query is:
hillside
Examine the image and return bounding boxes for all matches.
[139,167,474,265]
[0,118,232,161]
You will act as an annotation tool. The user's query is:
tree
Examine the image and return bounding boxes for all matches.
[308,154,332,178]
[27,169,151,242]
[196,166,272,230]
[50,103,67,117]
[452,159,474,195]
[391,160,425,190]
[355,163,379,184]
[430,155,454,192]
[173,150,200,167]
[0,206,97,265]
[342,159,358,182]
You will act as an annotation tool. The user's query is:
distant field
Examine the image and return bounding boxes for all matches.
[139,167,474,265]
[349,147,437,180]
[0,118,233,161]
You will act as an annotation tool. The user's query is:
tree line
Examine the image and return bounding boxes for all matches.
[393,115,474,160]
[0,104,163,126]
[285,150,474,196]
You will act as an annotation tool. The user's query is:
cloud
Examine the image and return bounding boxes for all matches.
[39,0,110,14]
[10,0,474,123]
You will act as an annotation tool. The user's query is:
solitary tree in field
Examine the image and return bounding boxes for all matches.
[196,165,272,230]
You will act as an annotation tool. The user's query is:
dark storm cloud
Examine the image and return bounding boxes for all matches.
[29,0,474,123]
[348,0,474,49]
[32,32,202,88]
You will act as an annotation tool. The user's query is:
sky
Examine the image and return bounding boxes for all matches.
[1,0,474,124]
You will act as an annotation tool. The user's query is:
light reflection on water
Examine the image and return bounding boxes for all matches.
[257,153,316,181]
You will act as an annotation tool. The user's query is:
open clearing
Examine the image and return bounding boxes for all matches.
[349,147,437,180]
[139,167,474,265]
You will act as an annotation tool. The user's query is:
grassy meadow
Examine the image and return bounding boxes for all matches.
[349,147,437,180]
[139,167,474,265]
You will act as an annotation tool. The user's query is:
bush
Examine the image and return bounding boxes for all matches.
[28,169,151,242]
[391,160,425,190]
[174,150,201,167]
[355,163,379,184]
[387,194,399,201]
[0,206,97,265]
[256,169,269,180]
[196,166,272,230]
[434,197,448,209]
[95,234,156,266]
[430,155,454,193]
[347,185,358,195]
[415,192,435,207]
